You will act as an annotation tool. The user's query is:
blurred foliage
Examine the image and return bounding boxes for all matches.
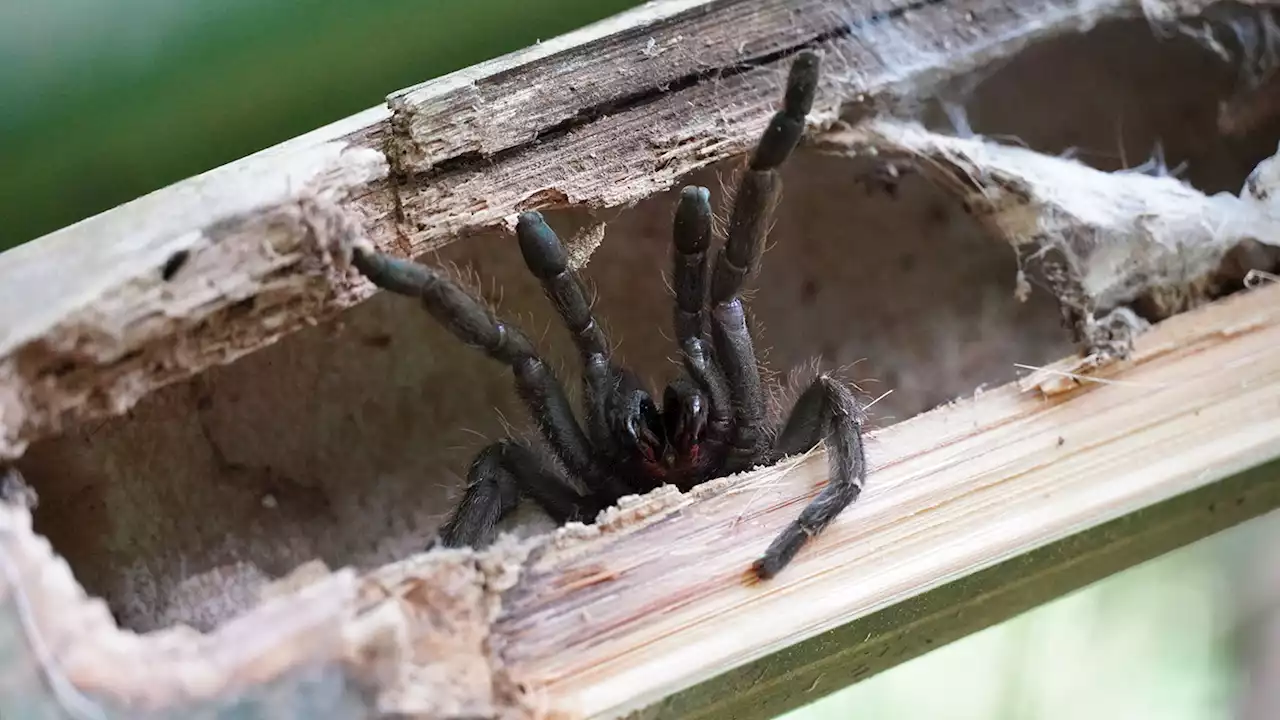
[0,0,642,248]
[783,518,1261,720]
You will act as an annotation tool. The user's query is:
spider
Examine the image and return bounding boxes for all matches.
[351,50,866,580]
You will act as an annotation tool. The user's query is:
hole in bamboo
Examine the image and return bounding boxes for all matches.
[922,17,1280,190]
[11,16,1279,636]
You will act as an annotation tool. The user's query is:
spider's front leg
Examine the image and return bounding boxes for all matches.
[701,51,867,579]
[350,247,625,538]
[352,249,598,478]
[755,375,866,579]
[708,50,820,473]
[515,212,661,496]
[515,213,619,459]
[671,186,733,456]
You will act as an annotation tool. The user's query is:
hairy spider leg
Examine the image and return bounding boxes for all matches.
[688,50,870,578]
[708,50,820,474]
[517,212,612,363]
[670,187,734,460]
[671,185,713,345]
[737,52,869,579]
[516,212,654,495]
[436,439,602,548]
[754,375,866,579]
[350,249,626,526]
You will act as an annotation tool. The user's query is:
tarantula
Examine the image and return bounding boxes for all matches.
[351,51,866,580]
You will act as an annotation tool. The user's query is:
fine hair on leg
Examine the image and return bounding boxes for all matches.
[754,375,866,579]
[437,439,599,548]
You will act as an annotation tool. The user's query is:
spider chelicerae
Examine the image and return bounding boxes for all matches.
[351,51,866,580]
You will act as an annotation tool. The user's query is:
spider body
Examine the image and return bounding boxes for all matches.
[352,51,867,580]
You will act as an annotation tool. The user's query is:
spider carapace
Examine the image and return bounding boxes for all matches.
[352,50,867,580]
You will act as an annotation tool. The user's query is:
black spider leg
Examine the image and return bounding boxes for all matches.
[708,50,820,474]
[671,186,733,457]
[350,248,613,546]
[436,440,595,547]
[516,212,637,498]
[753,375,866,579]
[672,186,713,346]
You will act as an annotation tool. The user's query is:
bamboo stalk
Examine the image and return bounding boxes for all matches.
[2,0,1279,717]
[483,279,1280,719]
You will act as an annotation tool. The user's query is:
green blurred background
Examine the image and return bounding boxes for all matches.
[4,2,1276,717]
[0,0,641,247]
